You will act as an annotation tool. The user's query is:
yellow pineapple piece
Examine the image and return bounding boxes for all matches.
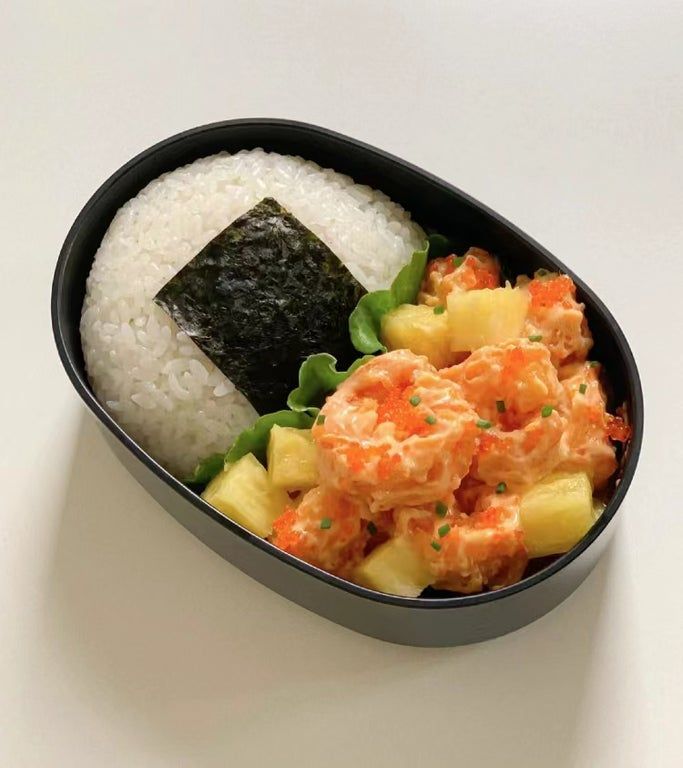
[381,303,452,368]
[267,425,319,491]
[355,537,433,597]
[520,471,594,558]
[202,453,289,537]
[447,285,529,352]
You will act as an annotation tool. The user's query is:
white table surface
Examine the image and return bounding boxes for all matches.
[2,2,681,766]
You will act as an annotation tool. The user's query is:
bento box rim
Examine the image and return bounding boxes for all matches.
[51,117,644,610]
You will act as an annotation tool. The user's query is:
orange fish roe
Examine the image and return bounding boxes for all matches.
[460,255,499,290]
[502,347,527,379]
[375,385,430,437]
[271,506,301,553]
[606,414,631,442]
[528,275,575,309]
[345,444,385,473]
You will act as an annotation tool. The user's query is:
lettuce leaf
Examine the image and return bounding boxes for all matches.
[287,353,374,415]
[225,409,315,465]
[184,453,226,487]
[348,234,450,354]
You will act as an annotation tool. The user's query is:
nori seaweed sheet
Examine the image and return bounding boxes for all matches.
[154,197,366,414]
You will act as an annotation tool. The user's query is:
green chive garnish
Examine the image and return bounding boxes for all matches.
[435,501,448,518]
[496,482,507,494]
[536,268,549,277]
[320,517,332,530]
[495,399,506,413]
[579,383,588,395]
[409,395,421,406]
[367,521,378,535]
[476,419,492,429]
[541,405,554,418]
[431,540,442,552]
[589,361,599,368]
[452,256,465,269]
[438,523,451,538]
[316,414,326,425]
[529,334,543,342]
[425,414,437,425]
[433,305,446,315]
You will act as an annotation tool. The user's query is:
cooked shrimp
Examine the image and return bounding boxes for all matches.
[270,487,368,578]
[518,273,592,365]
[445,340,567,486]
[418,248,500,307]
[556,362,622,489]
[395,488,528,594]
[313,350,478,512]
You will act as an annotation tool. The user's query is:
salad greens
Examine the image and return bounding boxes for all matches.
[287,353,374,415]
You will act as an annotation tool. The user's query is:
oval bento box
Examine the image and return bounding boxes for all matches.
[51,119,643,646]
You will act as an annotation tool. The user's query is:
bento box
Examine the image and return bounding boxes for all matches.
[51,119,643,646]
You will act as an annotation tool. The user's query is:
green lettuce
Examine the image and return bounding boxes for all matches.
[184,453,226,487]
[348,234,450,355]
[287,353,373,415]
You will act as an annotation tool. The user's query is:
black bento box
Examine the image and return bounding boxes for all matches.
[51,119,643,646]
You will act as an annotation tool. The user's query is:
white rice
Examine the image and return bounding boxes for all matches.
[81,149,425,477]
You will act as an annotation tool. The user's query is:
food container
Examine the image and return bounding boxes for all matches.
[51,119,643,646]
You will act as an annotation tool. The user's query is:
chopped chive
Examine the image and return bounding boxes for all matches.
[476,419,492,429]
[495,399,506,413]
[435,501,448,518]
[425,414,437,425]
[433,305,446,315]
[579,383,588,395]
[367,521,378,535]
[452,255,465,269]
[541,405,554,418]
[588,360,599,368]
[536,268,549,277]
[409,395,421,407]
[320,517,332,530]
[316,414,326,425]
[495,482,507,494]
[438,523,451,538]
[528,334,543,342]
[431,540,442,552]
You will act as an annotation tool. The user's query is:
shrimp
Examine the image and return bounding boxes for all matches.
[445,340,568,486]
[518,273,593,365]
[270,487,368,578]
[556,362,621,489]
[313,350,478,512]
[395,488,528,594]
[418,248,500,307]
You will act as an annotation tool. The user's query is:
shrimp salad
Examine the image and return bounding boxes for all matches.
[198,245,630,598]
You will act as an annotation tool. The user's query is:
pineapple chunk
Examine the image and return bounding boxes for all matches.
[447,285,529,352]
[202,453,288,537]
[355,538,433,597]
[267,425,319,491]
[520,472,594,558]
[381,303,452,368]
